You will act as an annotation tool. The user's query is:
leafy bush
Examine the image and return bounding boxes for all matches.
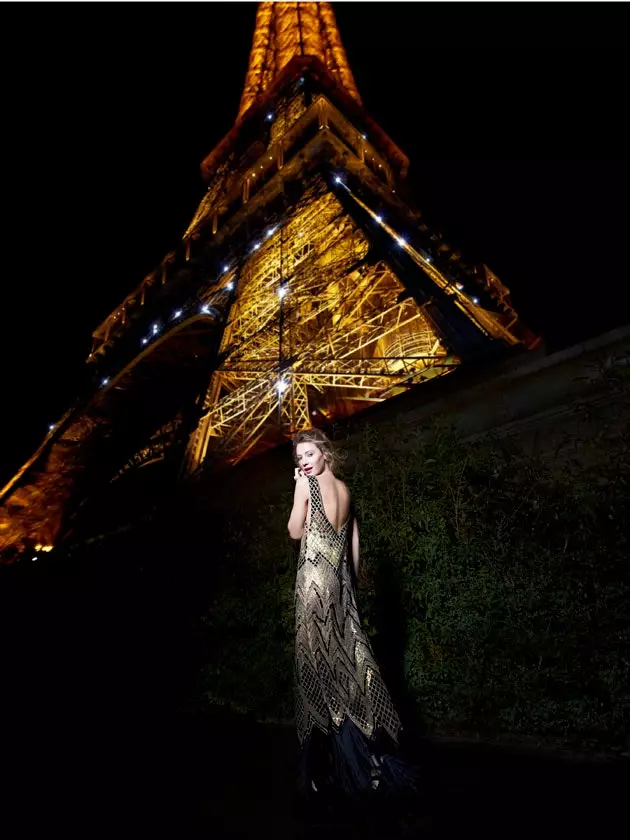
[200,409,630,750]
[351,420,630,748]
[200,493,296,721]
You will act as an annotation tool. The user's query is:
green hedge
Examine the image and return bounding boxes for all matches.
[200,416,630,750]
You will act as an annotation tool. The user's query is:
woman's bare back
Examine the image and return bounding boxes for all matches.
[312,473,351,535]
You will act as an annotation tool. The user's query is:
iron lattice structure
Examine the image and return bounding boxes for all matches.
[187,184,455,467]
[0,2,537,557]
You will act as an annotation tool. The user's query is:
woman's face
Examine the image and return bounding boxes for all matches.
[295,441,327,476]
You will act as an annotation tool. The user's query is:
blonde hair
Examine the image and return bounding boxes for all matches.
[292,428,345,474]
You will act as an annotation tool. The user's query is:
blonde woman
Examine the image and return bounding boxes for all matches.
[288,428,416,803]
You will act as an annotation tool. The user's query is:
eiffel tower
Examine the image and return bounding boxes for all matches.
[0,2,537,559]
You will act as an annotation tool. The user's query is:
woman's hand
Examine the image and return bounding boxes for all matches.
[294,467,308,483]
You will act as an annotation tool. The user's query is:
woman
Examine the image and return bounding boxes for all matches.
[288,428,416,803]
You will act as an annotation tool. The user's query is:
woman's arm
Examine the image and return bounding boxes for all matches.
[288,474,309,539]
[350,516,360,578]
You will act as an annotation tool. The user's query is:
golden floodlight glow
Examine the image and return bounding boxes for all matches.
[238,2,361,120]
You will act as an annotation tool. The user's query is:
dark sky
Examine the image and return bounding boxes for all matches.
[1,3,628,485]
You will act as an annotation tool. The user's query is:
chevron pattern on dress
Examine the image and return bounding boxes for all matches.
[294,475,402,746]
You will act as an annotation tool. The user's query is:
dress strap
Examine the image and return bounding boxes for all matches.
[307,474,339,529]
[306,474,320,505]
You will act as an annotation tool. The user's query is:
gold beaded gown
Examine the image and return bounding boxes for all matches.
[294,474,416,799]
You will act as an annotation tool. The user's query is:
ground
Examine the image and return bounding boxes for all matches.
[1,556,627,838]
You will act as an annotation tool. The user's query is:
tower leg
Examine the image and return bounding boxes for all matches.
[331,174,499,361]
[280,380,310,434]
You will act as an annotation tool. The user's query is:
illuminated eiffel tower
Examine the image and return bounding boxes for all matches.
[182,2,537,467]
[0,2,536,558]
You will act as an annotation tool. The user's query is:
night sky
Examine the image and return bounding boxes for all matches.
[1,3,628,486]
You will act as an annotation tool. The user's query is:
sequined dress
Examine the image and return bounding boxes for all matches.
[294,474,416,799]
